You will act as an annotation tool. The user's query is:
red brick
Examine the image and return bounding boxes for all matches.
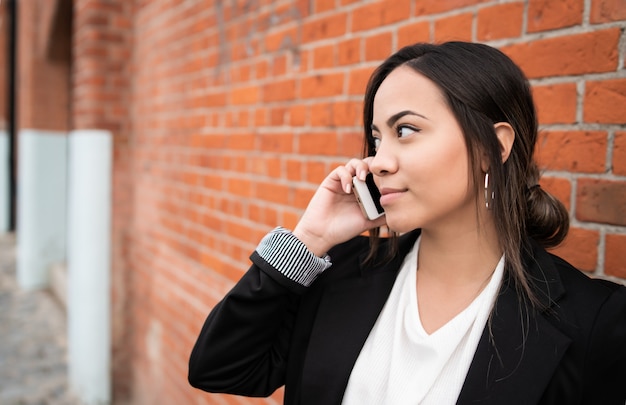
[265,27,298,52]
[282,211,301,230]
[535,131,607,173]
[268,106,289,126]
[290,105,307,126]
[584,78,626,124]
[576,179,626,226]
[310,103,333,127]
[614,132,626,176]
[549,227,599,272]
[527,0,583,32]
[285,160,303,181]
[415,0,490,15]
[338,37,361,66]
[348,66,376,95]
[258,133,293,153]
[301,72,345,99]
[539,176,572,211]
[397,21,430,48]
[305,161,328,183]
[271,55,287,76]
[302,12,347,43]
[434,13,473,42]
[339,131,365,157]
[351,0,411,32]
[315,0,336,12]
[590,0,626,23]
[501,28,620,79]
[256,181,290,204]
[293,187,316,209]
[477,2,524,41]
[532,83,578,124]
[364,32,393,62]
[332,100,361,127]
[313,44,335,69]
[298,131,339,155]
[605,233,626,278]
[263,79,296,102]
[230,85,259,105]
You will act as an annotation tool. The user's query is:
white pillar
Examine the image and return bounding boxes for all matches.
[67,129,112,405]
[0,130,10,232]
[16,129,67,289]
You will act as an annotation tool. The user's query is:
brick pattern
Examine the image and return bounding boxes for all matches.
[72,0,135,401]
[17,0,71,131]
[0,5,7,129]
[69,1,626,404]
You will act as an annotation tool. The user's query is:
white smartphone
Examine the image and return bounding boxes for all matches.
[352,173,385,220]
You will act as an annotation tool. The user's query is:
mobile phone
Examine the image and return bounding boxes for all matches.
[352,173,385,220]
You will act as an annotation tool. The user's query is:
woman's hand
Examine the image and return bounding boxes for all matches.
[292,158,387,256]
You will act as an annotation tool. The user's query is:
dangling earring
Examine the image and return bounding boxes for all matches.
[484,172,494,209]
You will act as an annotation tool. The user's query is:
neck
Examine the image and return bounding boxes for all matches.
[417,218,502,286]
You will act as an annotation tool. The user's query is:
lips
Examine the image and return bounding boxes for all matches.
[379,187,408,205]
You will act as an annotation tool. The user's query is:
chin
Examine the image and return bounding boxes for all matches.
[383,216,418,234]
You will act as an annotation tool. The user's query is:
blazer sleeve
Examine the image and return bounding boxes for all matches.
[188,228,331,397]
[582,282,626,403]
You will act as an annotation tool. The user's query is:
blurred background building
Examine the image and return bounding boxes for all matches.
[0,0,625,404]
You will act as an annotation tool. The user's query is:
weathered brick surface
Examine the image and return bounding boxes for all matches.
[527,0,583,32]
[549,227,600,272]
[614,132,626,176]
[605,233,626,278]
[584,78,626,124]
[532,83,578,124]
[477,2,524,40]
[56,0,626,404]
[0,5,7,129]
[576,179,626,226]
[535,131,607,173]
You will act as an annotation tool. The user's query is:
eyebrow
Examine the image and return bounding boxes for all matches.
[371,110,428,132]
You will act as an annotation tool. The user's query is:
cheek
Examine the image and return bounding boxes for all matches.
[419,135,469,174]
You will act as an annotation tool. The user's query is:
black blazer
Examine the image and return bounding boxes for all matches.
[189,230,626,404]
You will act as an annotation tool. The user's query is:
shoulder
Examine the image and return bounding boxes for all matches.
[318,230,420,284]
[548,250,624,306]
[545,253,626,400]
[525,239,624,312]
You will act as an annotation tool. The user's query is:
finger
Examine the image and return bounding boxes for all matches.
[344,158,371,181]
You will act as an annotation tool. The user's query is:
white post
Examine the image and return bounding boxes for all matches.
[16,129,67,289]
[67,129,112,405]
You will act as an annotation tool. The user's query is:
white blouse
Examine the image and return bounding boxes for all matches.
[342,237,505,405]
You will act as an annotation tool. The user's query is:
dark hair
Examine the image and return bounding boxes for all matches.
[362,42,569,307]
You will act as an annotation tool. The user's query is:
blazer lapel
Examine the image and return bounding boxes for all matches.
[300,232,419,405]
[457,241,572,404]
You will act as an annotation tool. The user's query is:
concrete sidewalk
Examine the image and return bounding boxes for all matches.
[0,233,79,405]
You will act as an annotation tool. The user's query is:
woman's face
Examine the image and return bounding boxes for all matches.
[369,66,478,234]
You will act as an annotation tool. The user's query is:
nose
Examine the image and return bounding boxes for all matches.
[369,140,398,177]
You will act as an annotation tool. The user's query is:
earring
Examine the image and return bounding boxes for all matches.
[484,172,494,209]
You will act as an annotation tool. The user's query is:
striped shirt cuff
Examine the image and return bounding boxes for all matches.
[255,227,332,287]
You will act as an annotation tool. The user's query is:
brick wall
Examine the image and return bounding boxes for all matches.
[73,0,626,404]
[17,0,72,131]
[72,0,134,400]
[0,4,7,130]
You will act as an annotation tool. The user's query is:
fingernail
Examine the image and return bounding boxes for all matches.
[345,183,351,194]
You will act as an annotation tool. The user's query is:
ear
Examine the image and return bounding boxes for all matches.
[494,122,515,164]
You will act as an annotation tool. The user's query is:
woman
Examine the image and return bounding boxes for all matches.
[188,42,626,404]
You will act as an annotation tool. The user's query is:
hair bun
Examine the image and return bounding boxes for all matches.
[526,184,569,248]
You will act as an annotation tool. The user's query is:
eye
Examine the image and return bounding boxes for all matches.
[371,137,382,152]
[397,125,419,138]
